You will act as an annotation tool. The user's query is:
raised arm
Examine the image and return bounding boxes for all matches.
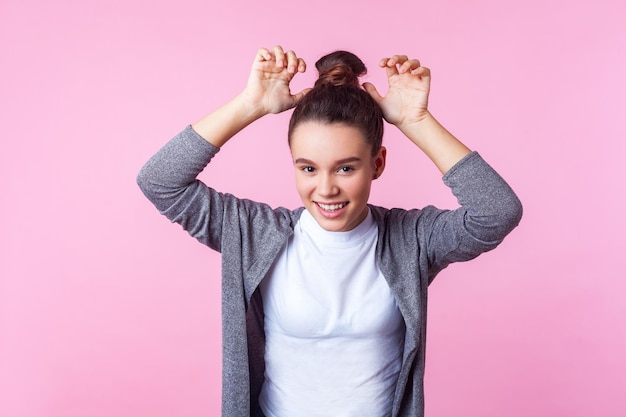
[363,55,470,174]
[192,46,309,147]
[137,46,308,249]
[365,55,522,272]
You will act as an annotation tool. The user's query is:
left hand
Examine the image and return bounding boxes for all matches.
[363,55,431,127]
[243,46,309,116]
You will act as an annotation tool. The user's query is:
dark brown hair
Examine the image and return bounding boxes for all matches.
[288,51,384,156]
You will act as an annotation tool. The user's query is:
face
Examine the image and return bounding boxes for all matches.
[290,121,386,232]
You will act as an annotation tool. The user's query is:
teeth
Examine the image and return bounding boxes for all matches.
[318,202,346,212]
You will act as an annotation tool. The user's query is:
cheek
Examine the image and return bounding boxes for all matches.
[346,176,373,200]
[294,175,314,197]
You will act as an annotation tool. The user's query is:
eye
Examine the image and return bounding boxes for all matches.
[301,166,316,173]
[337,166,354,173]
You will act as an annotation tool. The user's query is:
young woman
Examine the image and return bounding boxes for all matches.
[137,45,522,417]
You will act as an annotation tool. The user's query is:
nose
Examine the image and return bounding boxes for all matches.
[317,172,339,197]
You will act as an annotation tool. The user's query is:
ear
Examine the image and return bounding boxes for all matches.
[373,146,387,179]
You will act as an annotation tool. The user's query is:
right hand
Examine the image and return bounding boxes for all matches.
[363,55,431,128]
[243,46,310,115]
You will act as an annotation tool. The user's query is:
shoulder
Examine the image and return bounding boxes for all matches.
[368,203,449,258]
[369,204,440,229]
[221,194,304,232]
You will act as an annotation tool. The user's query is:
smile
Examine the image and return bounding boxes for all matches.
[316,202,347,212]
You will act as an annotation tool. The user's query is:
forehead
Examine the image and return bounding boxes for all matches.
[290,122,370,160]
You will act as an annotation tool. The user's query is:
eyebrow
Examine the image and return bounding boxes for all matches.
[294,157,362,165]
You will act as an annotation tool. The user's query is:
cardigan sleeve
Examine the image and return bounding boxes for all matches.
[136,125,229,251]
[424,151,523,276]
[137,125,298,256]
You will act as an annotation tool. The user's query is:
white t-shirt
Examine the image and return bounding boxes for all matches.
[259,209,405,417]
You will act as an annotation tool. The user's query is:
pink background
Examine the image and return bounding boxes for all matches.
[1,0,624,416]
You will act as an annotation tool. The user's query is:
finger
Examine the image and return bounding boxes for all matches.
[297,57,307,73]
[384,63,399,78]
[378,57,399,77]
[273,45,286,68]
[362,82,383,104]
[285,50,298,74]
[387,54,409,68]
[399,58,421,74]
[256,47,273,62]
[379,55,410,78]
[410,66,431,79]
[292,87,312,104]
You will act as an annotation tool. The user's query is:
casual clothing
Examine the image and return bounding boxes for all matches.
[137,125,523,417]
[259,209,405,417]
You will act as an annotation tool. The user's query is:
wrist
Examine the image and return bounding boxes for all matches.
[233,90,269,122]
[396,110,433,138]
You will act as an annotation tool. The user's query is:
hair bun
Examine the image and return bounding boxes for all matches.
[314,50,367,88]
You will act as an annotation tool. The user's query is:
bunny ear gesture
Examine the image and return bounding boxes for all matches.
[364,55,471,174]
[244,46,310,115]
[363,55,431,127]
[191,46,310,148]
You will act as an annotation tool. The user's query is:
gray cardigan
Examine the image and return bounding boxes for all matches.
[137,125,523,417]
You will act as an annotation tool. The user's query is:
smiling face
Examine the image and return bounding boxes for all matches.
[290,121,386,232]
